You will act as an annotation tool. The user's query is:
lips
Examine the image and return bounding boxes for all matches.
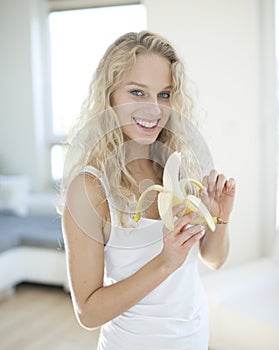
[132,117,160,129]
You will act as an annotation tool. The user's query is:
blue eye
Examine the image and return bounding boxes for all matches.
[158,92,170,99]
[131,90,144,96]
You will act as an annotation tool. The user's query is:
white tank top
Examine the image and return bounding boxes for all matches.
[84,166,209,350]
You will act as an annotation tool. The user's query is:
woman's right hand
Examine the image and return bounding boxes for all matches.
[159,206,205,272]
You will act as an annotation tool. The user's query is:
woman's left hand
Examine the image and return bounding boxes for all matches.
[200,170,236,222]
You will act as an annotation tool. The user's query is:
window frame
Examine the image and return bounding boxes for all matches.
[48,0,141,12]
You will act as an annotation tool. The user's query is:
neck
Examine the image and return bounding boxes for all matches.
[124,140,150,161]
[123,141,153,172]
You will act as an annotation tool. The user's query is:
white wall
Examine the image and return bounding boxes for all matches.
[145,0,277,269]
[0,0,277,268]
[0,0,51,191]
[0,0,35,177]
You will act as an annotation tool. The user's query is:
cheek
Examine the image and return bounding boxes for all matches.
[160,105,171,121]
[113,104,135,125]
[160,115,171,130]
[111,88,135,107]
[110,90,126,107]
[110,92,118,107]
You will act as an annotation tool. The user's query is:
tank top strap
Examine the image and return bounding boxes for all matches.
[82,165,119,227]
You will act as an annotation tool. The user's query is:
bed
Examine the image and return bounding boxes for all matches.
[0,211,69,297]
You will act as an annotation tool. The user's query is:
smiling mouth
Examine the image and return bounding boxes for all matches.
[132,117,160,129]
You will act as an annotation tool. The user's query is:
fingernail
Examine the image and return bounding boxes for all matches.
[201,188,207,196]
[200,229,205,237]
[189,224,202,233]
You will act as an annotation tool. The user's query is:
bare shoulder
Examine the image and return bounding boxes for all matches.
[66,171,109,221]
[62,173,107,309]
[63,172,110,245]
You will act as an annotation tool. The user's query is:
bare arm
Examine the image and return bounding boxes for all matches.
[63,174,205,329]
[199,223,230,270]
[198,170,236,270]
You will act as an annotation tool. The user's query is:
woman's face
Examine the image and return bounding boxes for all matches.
[111,53,172,145]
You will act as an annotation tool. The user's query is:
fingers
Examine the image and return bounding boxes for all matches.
[225,177,236,193]
[172,203,187,217]
[202,170,236,197]
[169,212,205,242]
[215,174,226,197]
[207,170,218,192]
[176,224,205,246]
[164,213,205,249]
[163,210,197,235]
[173,212,198,233]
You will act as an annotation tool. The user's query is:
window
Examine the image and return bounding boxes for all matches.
[48,4,147,182]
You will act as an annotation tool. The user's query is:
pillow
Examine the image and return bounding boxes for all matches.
[0,175,30,216]
[28,192,58,216]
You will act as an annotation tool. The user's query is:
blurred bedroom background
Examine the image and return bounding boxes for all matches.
[0,0,278,349]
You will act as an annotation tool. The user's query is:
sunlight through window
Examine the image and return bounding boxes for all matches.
[48,4,147,183]
[48,5,146,137]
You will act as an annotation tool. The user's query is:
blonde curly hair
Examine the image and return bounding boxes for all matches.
[61,31,204,223]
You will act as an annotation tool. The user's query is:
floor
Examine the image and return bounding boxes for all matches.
[0,283,100,350]
[0,282,216,350]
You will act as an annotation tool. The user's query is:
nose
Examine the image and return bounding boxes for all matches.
[142,100,161,117]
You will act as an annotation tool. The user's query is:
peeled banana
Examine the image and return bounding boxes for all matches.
[134,152,217,232]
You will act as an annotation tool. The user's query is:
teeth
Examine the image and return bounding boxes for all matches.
[134,118,158,128]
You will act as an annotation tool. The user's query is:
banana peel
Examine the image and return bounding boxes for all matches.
[134,152,217,232]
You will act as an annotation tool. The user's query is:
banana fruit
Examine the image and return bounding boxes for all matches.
[134,152,217,232]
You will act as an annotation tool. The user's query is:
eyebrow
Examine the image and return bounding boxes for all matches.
[126,81,172,90]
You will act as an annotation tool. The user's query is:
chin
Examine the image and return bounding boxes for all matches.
[131,138,156,146]
[123,130,161,146]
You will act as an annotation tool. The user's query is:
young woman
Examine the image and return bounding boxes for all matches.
[62,31,236,349]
